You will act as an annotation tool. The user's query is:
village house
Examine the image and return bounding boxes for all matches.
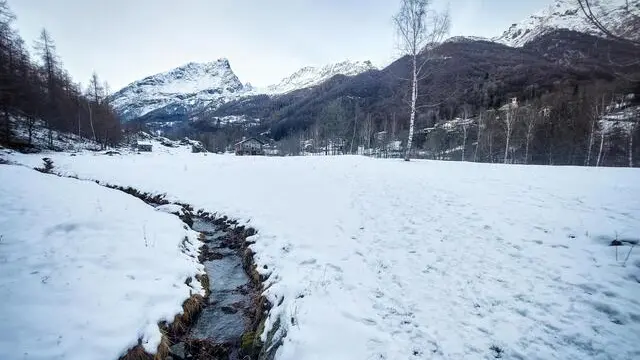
[137,142,153,152]
[234,137,264,155]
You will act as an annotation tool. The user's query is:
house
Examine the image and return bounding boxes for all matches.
[234,137,264,155]
[137,142,152,152]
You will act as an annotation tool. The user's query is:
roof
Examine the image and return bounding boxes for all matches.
[137,141,153,146]
[234,137,265,146]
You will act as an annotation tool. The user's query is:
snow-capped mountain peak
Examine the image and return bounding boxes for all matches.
[260,60,376,95]
[494,0,640,47]
[110,59,246,122]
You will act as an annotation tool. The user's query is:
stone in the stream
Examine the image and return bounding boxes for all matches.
[169,342,186,360]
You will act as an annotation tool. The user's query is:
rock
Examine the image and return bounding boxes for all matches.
[169,342,186,360]
[221,306,238,314]
[191,142,207,153]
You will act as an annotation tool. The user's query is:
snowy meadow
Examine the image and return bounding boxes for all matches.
[4,145,640,360]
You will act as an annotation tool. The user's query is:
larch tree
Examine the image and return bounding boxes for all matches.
[393,0,449,161]
[86,72,103,141]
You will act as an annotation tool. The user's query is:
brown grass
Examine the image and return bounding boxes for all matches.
[120,292,206,360]
[119,344,152,360]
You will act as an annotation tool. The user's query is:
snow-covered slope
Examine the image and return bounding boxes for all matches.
[494,0,640,47]
[111,59,376,122]
[258,60,376,95]
[110,59,247,122]
[8,151,640,360]
[0,164,203,360]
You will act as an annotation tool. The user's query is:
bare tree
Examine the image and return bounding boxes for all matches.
[393,0,449,161]
[586,94,607,166]
[523,104,543,164]
[86,72,103,141]
[501,98,518,164]
[596,128,606,167]
[474,111,484,162]
[627,119,638,167]
[460,104,472,161]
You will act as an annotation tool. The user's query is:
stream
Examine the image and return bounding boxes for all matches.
[166,214,263,360]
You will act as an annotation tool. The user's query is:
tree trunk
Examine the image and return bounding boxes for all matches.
[488,131,493,163]
[629,128,633,167]
[474,114,482,162]
[28,120,34,145]
[503,118,510,164]
[525,136,530,165]
[3,107,10,143]
[586,118,595,166]
[404,55,418,161]
[461,125,467,161]
[596,132,604,167]
[350,113,357,154]
[89,104,96,142]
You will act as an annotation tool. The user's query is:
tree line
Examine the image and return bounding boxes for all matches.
[0,0,120,149]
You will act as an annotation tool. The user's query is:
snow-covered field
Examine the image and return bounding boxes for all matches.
[6,145,640,360]
[0,164,204,360]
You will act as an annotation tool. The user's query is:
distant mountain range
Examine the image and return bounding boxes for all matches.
[110,59,377,123]
[110,0,639,127]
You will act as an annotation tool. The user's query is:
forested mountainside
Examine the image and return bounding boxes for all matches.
[0,2,120,151]
[147,29,637,166]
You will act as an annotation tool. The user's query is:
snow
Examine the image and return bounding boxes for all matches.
[111,59,377,123]
[494,0,640,47]
[9,117,104,152]
[110,59,246,122]
[254,60,377,95]
[6,149,640,360]
[0,164,204,360]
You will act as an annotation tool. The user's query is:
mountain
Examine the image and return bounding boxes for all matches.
[113,59,376,123]
[204,30,639,142]
[257,60,376,94]
[494,0,640,47]
[110,59,246,122]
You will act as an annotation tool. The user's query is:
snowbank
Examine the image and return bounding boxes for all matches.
[8,151,640,359]
[0,165,203,360]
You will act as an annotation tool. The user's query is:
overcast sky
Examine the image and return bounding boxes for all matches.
[10,0,546,90]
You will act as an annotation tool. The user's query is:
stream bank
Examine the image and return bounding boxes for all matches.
[100,185,280,360]
[25,158,283,360]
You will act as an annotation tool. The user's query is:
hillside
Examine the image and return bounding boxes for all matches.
[494,0,640,47]
[205,30,638,140]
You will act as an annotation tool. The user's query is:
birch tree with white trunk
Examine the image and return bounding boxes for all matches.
[501,100,518,164]
[460,104,472,161]
[586,95,606,166]
[474,111,484,162]
[627,119,637,167]
[596,129,606,167]
[393,0,449,161]
[523,105,543,165]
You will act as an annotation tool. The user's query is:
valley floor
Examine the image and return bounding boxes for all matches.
[4,144,640,360]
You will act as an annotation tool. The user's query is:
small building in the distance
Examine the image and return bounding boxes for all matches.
[234,137,265,156]
[137,142,153,152]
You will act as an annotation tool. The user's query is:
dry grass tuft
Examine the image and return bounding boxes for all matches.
[196,273,210,297]
[166,293,205,339]
[153,333,170,360]
[120,288,206,360]
[119,344,152,360]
